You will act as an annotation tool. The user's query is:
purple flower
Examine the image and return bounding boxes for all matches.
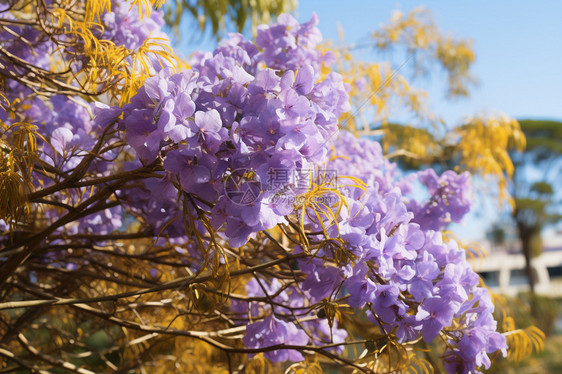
[334,199,373,247]
[223,217,256,248]
[416,297,457,342]
[301,262,345,301]
[276,88,311,121]
[372,284,404,323]
[396,315,422,343]
[51,128,74,155]
[243,315,309,362]
[93,102,121,128]
[408,253,439,302]
[344,268,377,308]
[436,263,478,304]
[455,322,507,371]
[190,109,226,152]
[163,148,217,202]
[280,65,316,95]
[231,278,290,318]
[124,108,163,161]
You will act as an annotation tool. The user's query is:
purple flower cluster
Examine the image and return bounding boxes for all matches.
[232,277,347,362]
[0,0,173,237]
[243,315,309,362]
[102,0,169,51]
[409,169,472,231]
[105,15,505,370]
[445,300,508,372]
[254,13,334,71]
[271,131,506,371]
[111,13,350,247]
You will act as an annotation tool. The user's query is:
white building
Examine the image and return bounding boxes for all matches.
[472,247,562,297]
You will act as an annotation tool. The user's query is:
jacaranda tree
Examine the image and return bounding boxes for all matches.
[0,1,544,373]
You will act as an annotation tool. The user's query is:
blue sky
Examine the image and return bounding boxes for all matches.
[296,1,562,124]
[179,1,562,123]
[177,1,562,243]
[293,1,562,243]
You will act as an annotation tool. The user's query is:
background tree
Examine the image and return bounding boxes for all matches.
[511,120,562,293]
[164,0,296,37]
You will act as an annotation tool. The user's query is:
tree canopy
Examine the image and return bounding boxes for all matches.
[0,1,546,373]
[509,119,562,292]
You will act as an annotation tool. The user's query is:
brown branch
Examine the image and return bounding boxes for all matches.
[0,252,309,310]
[15,332,97,374]
[0,346,50,374]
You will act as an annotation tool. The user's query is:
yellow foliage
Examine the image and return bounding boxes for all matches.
[324,41,434,134]
[320,7,478,167]
[143,337,230,374]
[321,10,527,210]
[294,169,365,249]
[0,151,28,227]
[10,0,185,105]
[403,356,434,374]
[0,102,45,226]
[382,123,441,161]
[378,114,525,208]
[451,114,526,207]
[130,0,165,19]
[504,326,545,362]
[85,0,112,23]
[286,358,323,374]
[118,36,185,104]
[357,337,426,374]
[165,0,296,37]
[372,7,476,98]
[489,293,546,365]
[245,353,273,374]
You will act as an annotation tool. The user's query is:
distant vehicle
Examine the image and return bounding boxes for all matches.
[473,247,562,297]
